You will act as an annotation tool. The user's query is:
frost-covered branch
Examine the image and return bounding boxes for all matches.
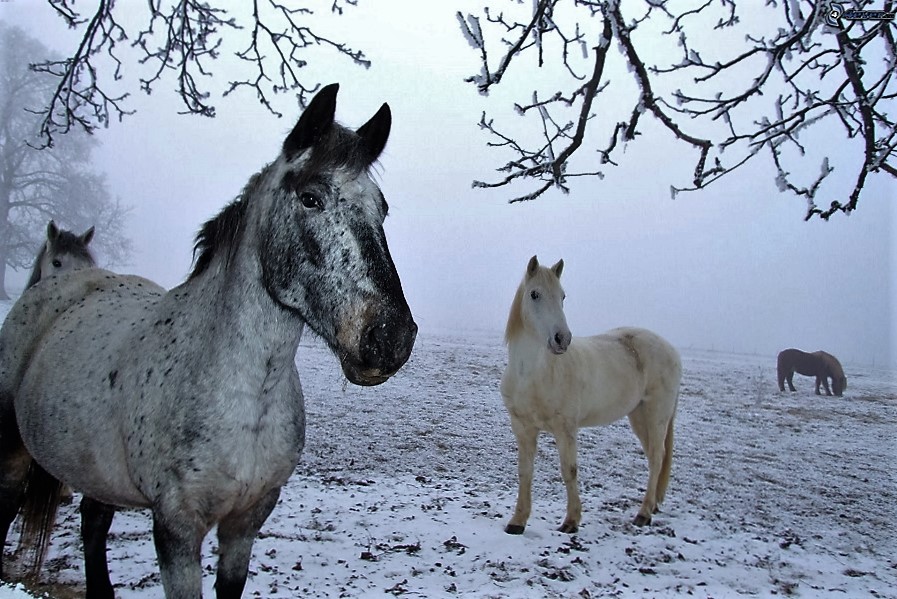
[29,0,367,145]
[459,0,896,219]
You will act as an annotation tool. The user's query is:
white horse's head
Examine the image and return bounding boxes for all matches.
[506,255,573,354]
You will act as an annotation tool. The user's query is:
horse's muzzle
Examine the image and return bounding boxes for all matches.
[548,330,572,355]
[341,314,417,386]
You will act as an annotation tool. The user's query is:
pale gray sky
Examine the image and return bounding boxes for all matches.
[2,1,894,367]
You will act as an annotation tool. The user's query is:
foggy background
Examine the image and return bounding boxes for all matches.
[1,2,894,368]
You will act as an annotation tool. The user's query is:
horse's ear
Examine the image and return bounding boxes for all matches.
[356,102,391,163]
[551,259,564,279]
[80,226,95,246]
[47,220,59,241]
[526,255,539,278]
[283,83,339,160]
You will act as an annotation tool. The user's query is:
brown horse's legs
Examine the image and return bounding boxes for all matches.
[552,428,581,534]
[506,418,538,535]
[786,373,797,392]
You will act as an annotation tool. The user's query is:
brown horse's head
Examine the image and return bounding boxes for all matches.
[819,351,847,397]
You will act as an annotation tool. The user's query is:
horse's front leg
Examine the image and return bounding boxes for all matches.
[552,427,581,534]
[814,375,830,395]
[80,496,117,599]
[506,417,538,535]
[215,487,281,599]
[152,509,208,599]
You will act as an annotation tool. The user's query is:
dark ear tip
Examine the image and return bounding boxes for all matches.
[318,82,340,99]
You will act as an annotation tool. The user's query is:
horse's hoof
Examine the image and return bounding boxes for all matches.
[558,520,579,534]
[505,524,526,535]
[632,514,652,527]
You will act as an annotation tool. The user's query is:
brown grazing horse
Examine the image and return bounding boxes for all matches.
[777,349,847,397]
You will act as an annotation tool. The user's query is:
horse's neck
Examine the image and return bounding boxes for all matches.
[173,253,303,361]
[506,329,550,378]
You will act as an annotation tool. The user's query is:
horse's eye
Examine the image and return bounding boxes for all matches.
[52,259,62,268]
[530,290,540,300]
[298,192,322,210]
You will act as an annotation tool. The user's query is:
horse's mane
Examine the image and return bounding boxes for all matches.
[189,125,376,281]
[294,124,376,181]
[504,283,525,345]
[25,245,47,288]
[189,182,252,280]
[818,351,845,378]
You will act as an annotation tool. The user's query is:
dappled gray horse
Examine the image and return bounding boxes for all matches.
[25,220,96,288]
[0,83,417,598]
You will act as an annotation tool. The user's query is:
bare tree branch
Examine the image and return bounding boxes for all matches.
[459,0,896,219]
[29,1,367,145]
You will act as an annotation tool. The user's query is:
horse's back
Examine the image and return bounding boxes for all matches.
[2,269,161,384]
[778,348,806,367]
[778,348,823,376]
[600,327,681,399]
[1,269,166,505]
[2,270,150,404]
[601,327,680,378]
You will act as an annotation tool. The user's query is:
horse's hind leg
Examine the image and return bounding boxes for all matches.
[551,427,581,534]
[628,408,672,527]
[215,487,281,599]
[0,413,32,579]
[80,497,116,599]
[506,417,538,535]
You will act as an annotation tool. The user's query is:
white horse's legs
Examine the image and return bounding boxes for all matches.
[552,428,581,533]
[628,408,672,526]
[215,488,281,599]
[506,418,538,535]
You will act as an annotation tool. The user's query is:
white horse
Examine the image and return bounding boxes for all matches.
[501,256,681,534]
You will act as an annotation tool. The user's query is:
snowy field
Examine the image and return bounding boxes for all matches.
[1,300,895,598]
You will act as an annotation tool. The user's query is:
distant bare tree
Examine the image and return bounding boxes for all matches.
[0,24,130,299]
[27,0,368,146]
[458,0,896,220]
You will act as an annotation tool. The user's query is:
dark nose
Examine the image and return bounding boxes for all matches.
[554,330,571,351]
[362,315,417,374]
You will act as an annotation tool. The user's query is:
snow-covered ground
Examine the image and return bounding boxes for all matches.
[1,300,895,598]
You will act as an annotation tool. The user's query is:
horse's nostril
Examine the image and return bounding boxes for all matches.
[365,322,389,356]
[361,316,417,371]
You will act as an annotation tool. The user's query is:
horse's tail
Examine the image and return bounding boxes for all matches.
[656,413,675,506]
[17,461,62,576]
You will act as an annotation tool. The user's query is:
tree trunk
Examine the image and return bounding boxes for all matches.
[0,265,9,300]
